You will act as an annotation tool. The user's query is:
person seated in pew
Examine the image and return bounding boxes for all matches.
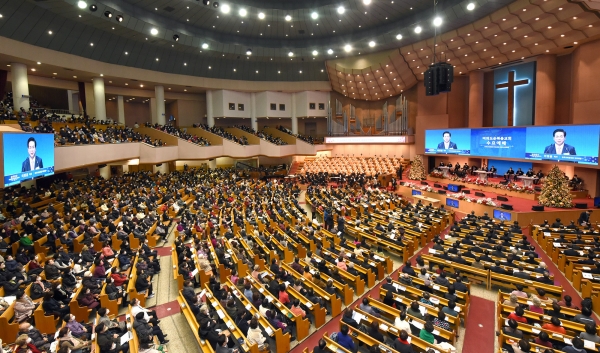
[434,272,450,288]
[64,313,92,340]
[14,333,43,353]
[545,302,565,319]
[444,286,458,303]
[341,309,360,329]
[391,330,416,353]
[579,323,600,343]
[420,292,434,306]
[490,260,507,275]
[134,311,169,345]
[95,322,129,353]
[432,310,451,334]
[507,306,528,324]
[419,321,436,344]
[537,272,554,286]
[360,297,381,318]
[402,261,417,277]
[513,266,531,280]
[502,294,519,308]
[541,316,565,334]
[528,296,544,315]
[336,324,357,353]
[265,309,295,341]
[97,307,128,334]
[313,339,328,353]
[573,306,596,326]
[56,326,91,352]
[510,339,531,353]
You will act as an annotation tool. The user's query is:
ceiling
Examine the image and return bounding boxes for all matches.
[327,0,600,100]
[0,0,513,81]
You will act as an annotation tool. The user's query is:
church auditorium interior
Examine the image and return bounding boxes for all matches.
[2,0,600,353]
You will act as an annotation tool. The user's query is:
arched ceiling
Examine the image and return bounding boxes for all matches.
[0,0,513,81]
[327,0,600,100]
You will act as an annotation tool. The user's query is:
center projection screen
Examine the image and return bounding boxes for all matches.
[424,125,600,165]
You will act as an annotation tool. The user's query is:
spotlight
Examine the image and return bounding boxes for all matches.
[116,15,123,22]
[104,11,112,18]
[344,44,352,52]
[89,4,97,12]
[213,2,219,8]
[173,34,180,41]
[246,49,252,55]
[77,1,87,9]
[312,50,318,56]
[414,26,422,33]
[201,43,209,49]
[311,12,318,19]
[327,49,334,54]
[220,4,229,13]
[467,2,475,11]
[285,15,292,21]
[433,17,442,27]
[337,6,345,14]
[288,51,294,57]
[202,0,210,5]
[150,28,158,35]
[363,0,371,4]
[368,40,376,47]
[396,34,402,40]
[258,12,265,19]
[239,8,247,17]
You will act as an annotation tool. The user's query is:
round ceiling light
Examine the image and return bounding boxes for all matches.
[202,0,210,5]
[368,40,376,47]
[312,50,318,56]
[344,44,352,52]
[396,34,403,40]
[220,4,230,13]
[288,51,294,57]
[116,15,123,22]
[213,2,219,8]
[337,6,345,14]
[285,14,292,21]
[173,34,180,41]
[414,26,422,33]
[104,11,112,18]
[258,12,265,19]
[150,28,158,35]
[77,1,87,9]
[89,4,97,12]
[433,17,442,27]
[246,49,252,55]
[201,43,209,49]
[327,49,334,54]
[239,8,247,17]
[311,12,318,19]
[467,2,475,11]
[363,0,371,4]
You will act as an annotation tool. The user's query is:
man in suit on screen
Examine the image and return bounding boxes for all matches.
[437,131,457,149]
[543,129,576,155]
[21,137,43,172]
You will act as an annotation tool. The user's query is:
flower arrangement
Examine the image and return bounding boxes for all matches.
[476,198,497,207]
[420,185,434,192]
[428,173,535,194]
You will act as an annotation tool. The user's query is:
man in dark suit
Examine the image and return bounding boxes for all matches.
[578,210,591,226]
[21,137,44,172]
[381,277,397,294]
[543,128,576,155]
[437,131,457,150]
[513,266,531,280]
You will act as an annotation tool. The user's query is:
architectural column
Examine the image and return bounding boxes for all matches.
[535,54,557,126]
[117,96,125,125]
[291,93,298,134]
[92,77,106,120]
[11,63,30,110]
[468,71,484,128]
[150,98,157,124]
[155,86,165,125]
[67,90,76,113]
[208,159,217,169]
[206,90,215,127]
[250,92,258,131]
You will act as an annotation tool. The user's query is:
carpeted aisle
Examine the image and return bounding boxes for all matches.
[461,296,496,353]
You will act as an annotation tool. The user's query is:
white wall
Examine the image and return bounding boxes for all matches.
[211,90,251,118]
[153,163,169,174]
[256,91,292,118]
[296,91,329,117]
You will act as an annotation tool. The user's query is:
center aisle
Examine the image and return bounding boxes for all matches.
[461,296,496,353]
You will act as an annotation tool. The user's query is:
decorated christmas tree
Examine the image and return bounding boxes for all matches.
[408,154,426,180]
[538,165,573,208]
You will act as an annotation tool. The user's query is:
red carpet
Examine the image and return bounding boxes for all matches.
[461,296,496,353]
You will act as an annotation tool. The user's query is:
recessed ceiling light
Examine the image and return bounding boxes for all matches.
[221,4,230,13]
[201,43,209,49]
[30,68,36,72]
[467,3,475,10]
[285,14,292,21]
[258,12,265,19]
[327,49,334,54]
[53,72,57,75]
[140,84,144,87]
[36,62,41,65]
[100,73,103,76]
[288,51,294,57]
[396,34,402,40]
[233,68,236,72]
[433,17,442,27]
[344,44,352,52]
[90,42,94,46]
[124,83,128,85]
[312,50,318,56]
[246,49,252,55]
[150,28,158,35]
[368,41,376,47]
[311,12,318,19]
[299,70,302,73]
[337,6,345,14]
[278,71,281,74]
[414,26,422,33]
[208,66,211,69]
[239,8,247,17]
[77,1,87,9]
[124,51,128,55]
[73,75,77,78]
[48,30,52,35]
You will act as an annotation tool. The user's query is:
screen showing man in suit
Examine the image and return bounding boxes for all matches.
[437,131,457,149]
[4,133,55,187]
[22,137,43,172]
[544,129,576,155]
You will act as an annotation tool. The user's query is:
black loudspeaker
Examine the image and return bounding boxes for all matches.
[463,190,471,194]
[534,187,542,192]
[475,192,485,197]
[438,190,446,195]
[434,183,442,188]
[501,204,514,210]
[575,203,588,209]
[532,205,545,211]
[497,196,509,201]
[98,164,107,168]
[424,62,454,96]
[421,181,429,185]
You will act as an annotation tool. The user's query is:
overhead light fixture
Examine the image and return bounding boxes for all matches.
[363,0,372,4]
[202,0,210,5]
[116,15,123,22]
[89,4,97,12]
[433,17,442,27]
[104,11,112,18]
[150,28,158,35]
[414,26,422,33]
[467,2,475,10]
[312,50,318,56]
[173,34,179,41]
[220,4,230,13]
[327,49,334,54]
[396,34,402,40]
[246,49,252,55]
[285,14,292,21]
[213,2,219,8]
[337,6,345,14]
[201,43,209,49]
[239,8,247,17]
[344,44,352,52]
[288,51,294,57]
[77,1,87,9]
[311,12,318,19]
[258,12,265,19]
[368,40,376,47]
[48,30,53,35]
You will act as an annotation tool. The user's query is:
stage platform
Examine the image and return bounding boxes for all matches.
[397,177,598,225]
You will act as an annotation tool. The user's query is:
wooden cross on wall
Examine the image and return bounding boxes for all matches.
[495,70,529,126]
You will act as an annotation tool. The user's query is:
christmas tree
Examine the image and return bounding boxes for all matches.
[408,154,426,180]
[538,165,573,208]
